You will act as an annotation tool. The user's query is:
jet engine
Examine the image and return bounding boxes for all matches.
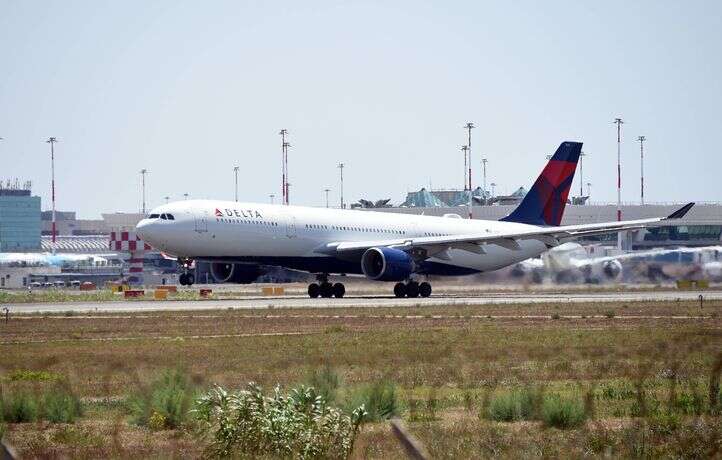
[209,262,262,284]
[361,247,414,281]
[602,260,623,280]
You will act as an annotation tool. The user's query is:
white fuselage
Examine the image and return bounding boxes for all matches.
[136,200,549,276]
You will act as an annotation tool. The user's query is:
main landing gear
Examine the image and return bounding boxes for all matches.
[178,257,195,286]
[308,274,345,298]
[394,280,432,298]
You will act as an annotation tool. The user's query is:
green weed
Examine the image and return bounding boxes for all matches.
[127,369,196,429]
[540,394,587,429]
[307,365,341,404]
[43,385,83,423]
[345,381,398,422]
[486,388,536,422]
[1,391,39,423]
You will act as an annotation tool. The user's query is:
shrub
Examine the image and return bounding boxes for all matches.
[551,313,561,320]
[194,383,365,459]
[598,381,636,400]
[540,394,587,429]
[43,385,83,423]
[50,426,103,447]
[673,390,704,415]
[307,365,340,404]
[127,369,195,429]
[2,391,39,423]
[649,412,681,436]
[604,310,616,318]
[486,388,536,422]
[631,394,661,417]
[6,369,61,382]
[345,381,398,422]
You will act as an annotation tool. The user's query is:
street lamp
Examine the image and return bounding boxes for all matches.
[183,193,189,200]
[46,137,58,253]
[233,166,239,202]
[337,163,345,209]
[481,158,488,203]
[461,145,469,191]
[269,194,275,204]
[578,151,588,197]
[140,169,148,214]
[324,188,330,208]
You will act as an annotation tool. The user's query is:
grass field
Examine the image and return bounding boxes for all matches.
[1,300,720,458]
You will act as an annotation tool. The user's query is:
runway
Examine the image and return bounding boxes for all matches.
[5,289,719,314]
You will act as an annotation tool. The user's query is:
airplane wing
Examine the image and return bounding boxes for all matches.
[319,203,695,259]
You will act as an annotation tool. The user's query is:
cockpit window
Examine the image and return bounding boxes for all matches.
[149,214,160,219]
[166,214,175,220]
[160,214,167,220]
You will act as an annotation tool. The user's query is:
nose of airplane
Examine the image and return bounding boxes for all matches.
[135,218,155,241]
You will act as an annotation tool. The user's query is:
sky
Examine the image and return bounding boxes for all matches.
[1,1,720,218]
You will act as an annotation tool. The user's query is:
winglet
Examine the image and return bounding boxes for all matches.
[666,202,695,219]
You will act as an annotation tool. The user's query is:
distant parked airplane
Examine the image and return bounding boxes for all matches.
[511,243,722,283]
[0,252,118,268]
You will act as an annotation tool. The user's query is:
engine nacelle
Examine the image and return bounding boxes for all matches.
[361,247,414,281]
[602,260,623,280]
[209,262,262,284]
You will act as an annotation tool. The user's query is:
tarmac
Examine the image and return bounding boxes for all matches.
[5,290,718,314]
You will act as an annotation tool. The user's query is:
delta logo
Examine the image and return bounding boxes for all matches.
[215,208,263,219]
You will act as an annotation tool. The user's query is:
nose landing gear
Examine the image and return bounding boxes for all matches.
[394,280,432,298]
[177,258,195,286]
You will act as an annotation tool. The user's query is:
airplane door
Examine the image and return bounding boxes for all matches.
[286,216,297,238]
[194,211,208,233]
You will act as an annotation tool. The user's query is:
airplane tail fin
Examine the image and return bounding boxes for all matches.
[500,141,582,226]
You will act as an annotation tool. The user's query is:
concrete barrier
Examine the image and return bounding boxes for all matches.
[676,280,693,289]
[79,282,97,291]
[154,289,168,300]
[677,280,710,289]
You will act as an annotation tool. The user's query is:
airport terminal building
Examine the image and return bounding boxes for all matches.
[0,184,41,252]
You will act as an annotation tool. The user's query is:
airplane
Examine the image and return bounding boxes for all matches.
[136,141,695,298]
[511,243,722,284]
[0,252,119,268]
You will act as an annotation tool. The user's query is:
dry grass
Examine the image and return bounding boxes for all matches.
[0,301,720,457]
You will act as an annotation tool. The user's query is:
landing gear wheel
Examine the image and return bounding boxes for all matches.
[394,282,407,298]
[179,273,187,286]
[406,281,420,298]
[186,273,195,286]
[308,283,320,298]
[320,282,333,298]
[419,282,432,298]
[332,283,345,298]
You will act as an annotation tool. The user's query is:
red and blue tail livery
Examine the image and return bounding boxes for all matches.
[501,141,582,226]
